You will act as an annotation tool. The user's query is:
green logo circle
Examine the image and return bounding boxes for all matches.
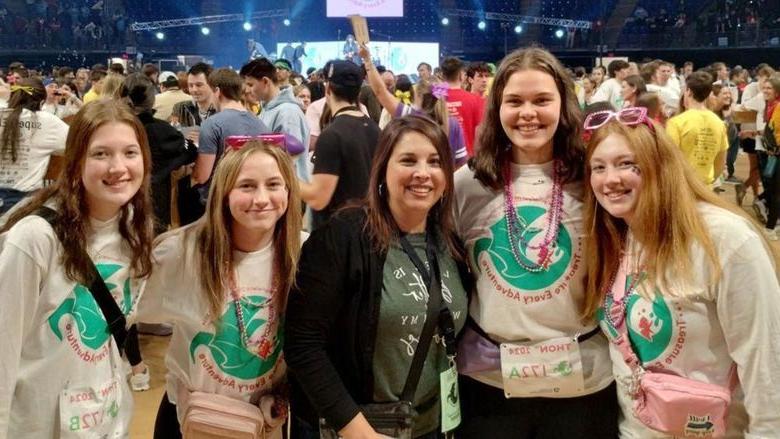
[626,294,673,362]
[473,205,572,291]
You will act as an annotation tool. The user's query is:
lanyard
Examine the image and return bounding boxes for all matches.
[398,232,457,358]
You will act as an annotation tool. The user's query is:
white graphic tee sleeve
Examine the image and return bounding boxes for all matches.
[716,235,780,437]
[0,220,52,439]
[136,230,186,324]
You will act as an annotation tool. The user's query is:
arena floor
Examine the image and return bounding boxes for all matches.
[129,151,780,437]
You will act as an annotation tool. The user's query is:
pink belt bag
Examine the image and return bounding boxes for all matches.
[612,332,736,438]
[180,390,286,439]
[606,259,737,438]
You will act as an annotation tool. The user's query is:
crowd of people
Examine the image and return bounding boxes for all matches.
[0,0,128,50]
[1,43,779,439]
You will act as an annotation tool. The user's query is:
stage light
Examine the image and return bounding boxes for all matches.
[201,27,210,35]
[555,29,564,38]
[441,17,449,26]
[243,22,252,31]
[514,25,522,34]
[478,20,486,30]
[155,32,164,40]
[283,18,291,26]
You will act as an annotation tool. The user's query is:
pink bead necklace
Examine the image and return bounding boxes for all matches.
[228,270,279,360]
[502,160,565,272]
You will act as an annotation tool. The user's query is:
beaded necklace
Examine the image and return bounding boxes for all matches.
[604,247,644,329]
[227,269,279,360]
[502,160,565,272]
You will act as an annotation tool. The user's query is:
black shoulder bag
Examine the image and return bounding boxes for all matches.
[36,207,128,353]
[319,232,456,439]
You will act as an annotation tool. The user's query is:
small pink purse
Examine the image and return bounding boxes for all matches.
[606,261,737,438]
[611,330,735,438]
[181,391,285,439]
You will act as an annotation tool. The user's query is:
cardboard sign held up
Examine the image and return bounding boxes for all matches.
[349,15,370,45]
[734,109,758,124]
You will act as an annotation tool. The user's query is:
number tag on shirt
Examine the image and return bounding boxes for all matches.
[499,336,585,398]
[59,377,127,438]
[439,363,461,433]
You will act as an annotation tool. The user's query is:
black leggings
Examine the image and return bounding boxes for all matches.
[458,376,618,439]
[154,393,182,439]
[757,151,780,228]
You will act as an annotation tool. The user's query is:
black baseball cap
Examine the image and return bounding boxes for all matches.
[325,60,364,88]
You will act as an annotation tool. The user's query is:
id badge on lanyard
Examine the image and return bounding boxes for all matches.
[499,336,585,398]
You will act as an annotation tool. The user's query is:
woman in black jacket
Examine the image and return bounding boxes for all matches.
[286,115,471,439]
[121,73,195,235]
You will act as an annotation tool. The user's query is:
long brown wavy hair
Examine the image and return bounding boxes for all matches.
[2,99,155,283]
[582,120,771,318]
[1,78,46,163]
[472,47,584,190]
[188,141,302,321]
[363,114,462,259]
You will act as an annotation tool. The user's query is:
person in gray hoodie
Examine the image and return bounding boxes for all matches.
[240,58,311,182]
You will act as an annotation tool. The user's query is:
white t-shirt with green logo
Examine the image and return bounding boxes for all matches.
[454,161,613,396]
[137,225,306,422]
[598,203,780,438]
[0,214,139,439]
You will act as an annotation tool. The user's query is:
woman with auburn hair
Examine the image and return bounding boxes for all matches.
[138,141,303,438]
[453,47,616,438]
[285,115,470,439]
[0,77,69,214]
[0,99,155,437]
[583,108,780,437]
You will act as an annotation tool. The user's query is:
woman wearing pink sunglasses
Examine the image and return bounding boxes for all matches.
[583,107,780,437]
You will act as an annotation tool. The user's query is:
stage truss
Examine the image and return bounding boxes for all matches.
[130,9,289,32]
[440,9,592,30]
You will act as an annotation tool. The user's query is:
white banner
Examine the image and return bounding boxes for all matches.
[326,0,403,17]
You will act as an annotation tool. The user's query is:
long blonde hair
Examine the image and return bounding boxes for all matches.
[583,120,769,318]
[191,141,302,321]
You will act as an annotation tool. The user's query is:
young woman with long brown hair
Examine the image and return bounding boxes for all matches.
[0,99,155,437]
[138,141,303,438]
[583,108,780,436]
[453,47,616,438]
[285,115,470,439]
[0,77,69,214]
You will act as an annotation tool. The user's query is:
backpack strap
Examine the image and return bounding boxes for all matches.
[35,206,128,353]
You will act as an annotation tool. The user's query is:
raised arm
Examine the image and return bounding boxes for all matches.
[358,44,401,118]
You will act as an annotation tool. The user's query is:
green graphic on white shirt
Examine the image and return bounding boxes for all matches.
[598,276,674,363]
[626,294,673,362]
[473,205,571,290]
[48,263,131,350]
[189,295,281,381]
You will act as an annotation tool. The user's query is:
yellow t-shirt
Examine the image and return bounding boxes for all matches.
[666,109,728,185]
[82,89,100,104]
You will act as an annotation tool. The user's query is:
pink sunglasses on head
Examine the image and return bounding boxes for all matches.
[583,107,655,133]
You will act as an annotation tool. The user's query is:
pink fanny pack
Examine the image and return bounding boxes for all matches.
[606,260,737,438]
[179,390,286,439]
[612,330,735,438]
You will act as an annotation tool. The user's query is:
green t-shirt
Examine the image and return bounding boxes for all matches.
[372,233,468,437]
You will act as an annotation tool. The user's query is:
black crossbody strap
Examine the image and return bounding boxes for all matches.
[35,207,128,354]
[399,234,444,402]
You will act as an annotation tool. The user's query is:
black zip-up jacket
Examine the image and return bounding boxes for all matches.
[284,208,472,431]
